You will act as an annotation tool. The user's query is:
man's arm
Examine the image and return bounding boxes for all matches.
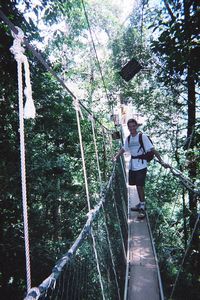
[151,148,170,168]
[113,148,125,161]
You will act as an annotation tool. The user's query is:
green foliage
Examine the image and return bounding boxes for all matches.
[1,0,199,299]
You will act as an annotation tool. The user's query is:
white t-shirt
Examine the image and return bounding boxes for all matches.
[123,132,153,171]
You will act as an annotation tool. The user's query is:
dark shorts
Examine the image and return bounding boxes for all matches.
[128,168,147,186]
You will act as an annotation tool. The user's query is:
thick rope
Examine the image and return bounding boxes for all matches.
[89,115,102,187]
[91,230,106,300]
[90,116,121,299]
[10,27,36,119]
[0,9,111,132]
[111,183,126,261]
[73,104,106,300]
[17,58,32,293]
[156,160,200,195]
[9,27,35,293]
[120,156,127,184]
[73,99,90,211]
[24,167,116,299]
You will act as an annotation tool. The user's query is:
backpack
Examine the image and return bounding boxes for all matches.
[128,132,155,162]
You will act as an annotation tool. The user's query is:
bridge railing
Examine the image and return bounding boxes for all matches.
[25,162,128,300]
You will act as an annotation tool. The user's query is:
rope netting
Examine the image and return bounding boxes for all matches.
[146,162,200,299]
[1,8,199,300]
[25,163,128,300]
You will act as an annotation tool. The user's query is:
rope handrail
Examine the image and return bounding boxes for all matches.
[156,159,200,195]
[0,9,111,133]
[24,165,116,300]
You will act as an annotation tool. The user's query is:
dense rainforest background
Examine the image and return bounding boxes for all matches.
[0,0,199,299]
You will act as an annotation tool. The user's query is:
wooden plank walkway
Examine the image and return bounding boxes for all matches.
[127,186,160,300]
[122,148,162,300]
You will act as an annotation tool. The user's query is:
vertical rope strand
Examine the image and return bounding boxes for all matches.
[90,116,102,186]
[75,107,91,211]
[111,184,126,261]
[90,117,121,299]
[74,106,105,299]
[91,230,106,300]
[18,60,31,292]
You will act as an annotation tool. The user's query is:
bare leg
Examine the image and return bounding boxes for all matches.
[136,186,145,203]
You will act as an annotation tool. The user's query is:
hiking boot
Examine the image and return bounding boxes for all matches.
[131,202,145,211]
[137,208,146,219]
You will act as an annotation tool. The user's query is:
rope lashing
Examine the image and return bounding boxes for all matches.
[10,27,36,119]
[9,26,33,293]
[73,98,84,120]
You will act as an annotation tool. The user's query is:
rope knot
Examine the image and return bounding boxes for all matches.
[10,27,25,62]
[88,114,94,122]
[73,98,83,119]
[10,26,36,119]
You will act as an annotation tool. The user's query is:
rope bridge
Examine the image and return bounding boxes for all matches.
[25,163,128,300]
[1,9,199,300]
[146,161,200,300]
[0,10,129,299]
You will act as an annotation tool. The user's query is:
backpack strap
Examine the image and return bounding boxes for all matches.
[128,133,145,153]
[138,132,146,153]
[128,134,131,145]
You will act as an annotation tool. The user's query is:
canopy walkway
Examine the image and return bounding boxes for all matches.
[25,151,165,300]
[0,9,199,300]
[125,157,163,300]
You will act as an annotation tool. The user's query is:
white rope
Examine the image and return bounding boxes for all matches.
[73,104,106,299]
[89,115,102,186]
[91,230,106,300]
[10,27,36,119]
[156,159,200,195]
[111,184,126,261]
[74,101,90,210]
[120,156,127,184]
[10,27,32,292]
[89,115,121,299]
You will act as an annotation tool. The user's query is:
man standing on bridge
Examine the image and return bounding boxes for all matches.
[113,118,169,218]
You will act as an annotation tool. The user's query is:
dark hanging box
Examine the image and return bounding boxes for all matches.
[112,131,121,140]
[119,58,142,82]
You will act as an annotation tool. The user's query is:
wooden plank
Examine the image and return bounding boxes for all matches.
[127,186,160,300]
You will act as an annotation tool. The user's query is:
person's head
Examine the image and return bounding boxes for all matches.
[127,119,139,134]
[127,118,138,127]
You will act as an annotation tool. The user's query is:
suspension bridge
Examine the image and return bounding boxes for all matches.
[23,129,199,300]
[0,7,199,300]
